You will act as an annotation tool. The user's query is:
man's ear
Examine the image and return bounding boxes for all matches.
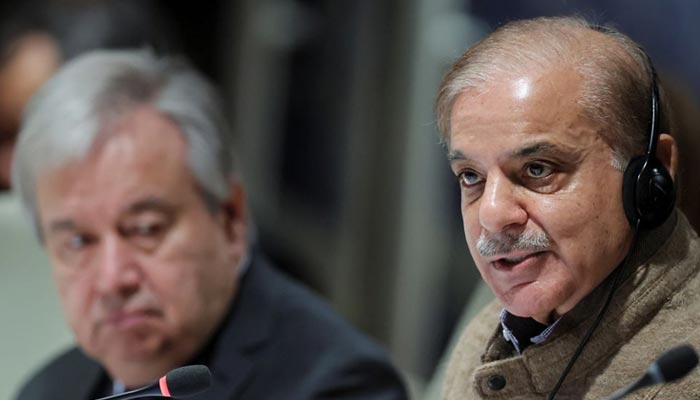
[220,181,247,245]
[657,133,678,181]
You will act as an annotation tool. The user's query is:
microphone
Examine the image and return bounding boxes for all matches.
[604,344,698,400]
[94,365,212,399]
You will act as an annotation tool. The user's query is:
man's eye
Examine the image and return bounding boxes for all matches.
[130,223,165,237]
[138,223,160,236]
[525,162,553,178]
[120,218,171,251]
[458,170,484,187]
[67,234,93,250]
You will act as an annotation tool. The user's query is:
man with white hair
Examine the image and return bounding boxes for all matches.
[436,16,700,399]
[13,49,407,400]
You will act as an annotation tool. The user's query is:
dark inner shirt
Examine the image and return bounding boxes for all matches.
[503,312,548,352]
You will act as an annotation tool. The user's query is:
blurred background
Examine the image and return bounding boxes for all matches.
[1,0,698,398]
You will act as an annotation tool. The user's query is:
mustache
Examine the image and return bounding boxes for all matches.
[476,229,551,257]
[94,291,161,320]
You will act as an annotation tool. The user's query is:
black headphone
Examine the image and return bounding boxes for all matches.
[621,69,675,228]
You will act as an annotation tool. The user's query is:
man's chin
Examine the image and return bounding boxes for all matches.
[500,278,568,314]
[89,334,167,363]
[507,307,555,324]
[501,292,558,322]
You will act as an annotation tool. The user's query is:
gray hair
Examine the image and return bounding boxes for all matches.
[12,49,235,231]
[435,16,669,168]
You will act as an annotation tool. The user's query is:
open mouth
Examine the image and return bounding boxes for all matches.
[501,254,530,264]
[493,251,545,269]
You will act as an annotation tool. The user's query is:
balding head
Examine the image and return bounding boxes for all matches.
[436,16,666,168]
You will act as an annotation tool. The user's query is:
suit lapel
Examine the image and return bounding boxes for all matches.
[55,349,107,400]
[190,252,277,399]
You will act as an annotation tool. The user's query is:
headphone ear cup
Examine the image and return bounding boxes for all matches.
[622,155,675,228]
[622,156,645,226]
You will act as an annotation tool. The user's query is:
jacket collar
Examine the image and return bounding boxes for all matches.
[189,251,275,399]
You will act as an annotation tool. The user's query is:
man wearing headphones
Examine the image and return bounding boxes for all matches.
[436,16,699,399]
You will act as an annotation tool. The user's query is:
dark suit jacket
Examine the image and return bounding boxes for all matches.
[16,253,408,399]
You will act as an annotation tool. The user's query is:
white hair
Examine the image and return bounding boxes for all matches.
[12,49,235,233]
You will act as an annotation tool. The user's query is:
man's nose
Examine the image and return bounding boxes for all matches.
[94,235,140,297]
[478,173,527,234]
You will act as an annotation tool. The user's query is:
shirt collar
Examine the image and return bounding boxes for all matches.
[111,380,126,395]
[499,308,562,354]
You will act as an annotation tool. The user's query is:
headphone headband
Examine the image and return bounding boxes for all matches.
[622,54,675,228]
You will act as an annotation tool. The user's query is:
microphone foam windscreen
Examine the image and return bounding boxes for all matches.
[164,365,212,397]
[656,344,699,382]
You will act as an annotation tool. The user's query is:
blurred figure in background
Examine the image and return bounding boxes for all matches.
[0,0,176,189]
[0,28,59,189]
[13,49,407,400]
[0,2,177,398]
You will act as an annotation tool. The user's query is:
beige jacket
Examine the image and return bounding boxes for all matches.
[444,212,700,399]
